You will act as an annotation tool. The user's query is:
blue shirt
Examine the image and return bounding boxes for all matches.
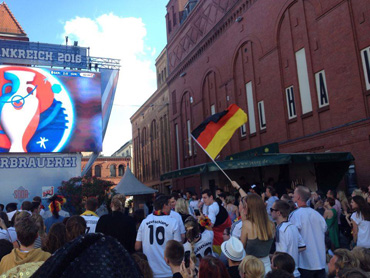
[44,215,65,233]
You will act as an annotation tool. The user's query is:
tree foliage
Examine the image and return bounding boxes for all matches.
[58,176,114,215]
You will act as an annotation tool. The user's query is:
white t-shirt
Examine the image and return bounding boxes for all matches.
[202,202,219,224]
[231,220,242,239]
[0,229,11,241]
[275,221,306,277]
[289,207,327,270]
[170,210,186,234]
[81,215,99,233]
[184,229,214,265]
[7,227,17,243]
[136,213,181,278]
[351,212,370,248]
[7,210,17,222]
[189,200,199,212]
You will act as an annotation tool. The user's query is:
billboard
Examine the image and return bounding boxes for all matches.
[0,65,102,153]
[0,39,88,68]
[0,153,81,206]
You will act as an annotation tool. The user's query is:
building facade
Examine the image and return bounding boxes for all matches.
[111,139,133,170]
[81,156,131,185]
[165,0,370,192]
[131,48,172,193]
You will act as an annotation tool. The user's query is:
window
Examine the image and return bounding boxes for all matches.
[295,48,313,114]
[187,120,192,156]
[361,46,370,90]
[110,165,116,177]
[175,124,180,169]
[210,104,216,115]
[94,165,101,177]
[172,91,177,114]
[315,70,329,108]
[142,128,147,146]
[151,120,157,140]
[285,86,297,119]
[258,101,266,130]
[172,6,177,26]
[246,82,256,134]
[118,165,125,176]
[240,124,247,137]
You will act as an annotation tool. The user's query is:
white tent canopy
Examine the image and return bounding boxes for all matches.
[114,167,157,196]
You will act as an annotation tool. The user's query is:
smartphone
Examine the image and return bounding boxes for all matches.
[194,209,200,216]
[184,251,190,268]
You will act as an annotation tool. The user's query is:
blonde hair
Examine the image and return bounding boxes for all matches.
[111,194,125,212]
[225,195,235,205]
[242,194,274,240]
[337,191,349,210]
[239,255,265,278]
[175,198,189,215]
[352,246,370,272]
[31,214,46,237]
[352,189,365,198]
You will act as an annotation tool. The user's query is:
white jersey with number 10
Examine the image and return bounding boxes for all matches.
[136,214,181,278]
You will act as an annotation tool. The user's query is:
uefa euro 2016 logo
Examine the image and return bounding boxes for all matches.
[0,66,74,152]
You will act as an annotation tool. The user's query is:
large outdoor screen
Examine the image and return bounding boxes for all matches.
[0,65,102,153]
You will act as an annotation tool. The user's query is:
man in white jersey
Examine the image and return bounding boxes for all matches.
[163,193,186,242]
[81,197,99,233]
[136,195,182,278]
[201,189,219,225]
[289,186,327,278]
[272,200,306,278]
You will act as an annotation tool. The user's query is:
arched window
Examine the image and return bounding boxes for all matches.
[142,128,147,146]
[110,165,116,177]
[94,165,101,177]
[118,165,125,176]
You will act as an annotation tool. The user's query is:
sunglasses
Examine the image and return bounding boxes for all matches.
[270,208,279,212]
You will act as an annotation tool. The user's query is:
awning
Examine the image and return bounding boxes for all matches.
[160,152,354,180]
[160,163,208,181]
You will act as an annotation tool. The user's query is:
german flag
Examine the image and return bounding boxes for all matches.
[191,104,247,159]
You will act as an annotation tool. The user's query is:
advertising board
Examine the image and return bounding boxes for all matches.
[0,39,88,68]
[0,65,102,153]
[0,153,81,207]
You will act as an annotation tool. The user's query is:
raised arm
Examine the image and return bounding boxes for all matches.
[231,181,247,197]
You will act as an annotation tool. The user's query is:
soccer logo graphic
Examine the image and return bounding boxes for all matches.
[0,66,74,152]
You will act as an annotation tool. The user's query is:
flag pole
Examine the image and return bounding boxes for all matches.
[191,134,233,184]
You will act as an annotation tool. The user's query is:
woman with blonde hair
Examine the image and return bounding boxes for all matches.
[337,191,350,213]
[175,198,191,223]
[239,255,265,278]
[31,214,47,249]
[225,195,239,222]
[239,193,275,274]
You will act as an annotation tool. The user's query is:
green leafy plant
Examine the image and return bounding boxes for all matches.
[58,176,114,215]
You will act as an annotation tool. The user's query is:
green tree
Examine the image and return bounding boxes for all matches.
[58,176,114,215]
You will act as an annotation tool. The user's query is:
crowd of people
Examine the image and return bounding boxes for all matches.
[0,182,369,278]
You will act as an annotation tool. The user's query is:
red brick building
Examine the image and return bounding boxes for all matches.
[81,156,131,185]
[164,0,370,192]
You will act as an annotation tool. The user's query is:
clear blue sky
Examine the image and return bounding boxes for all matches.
[4,0,170,155]
[5,0,168,53]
